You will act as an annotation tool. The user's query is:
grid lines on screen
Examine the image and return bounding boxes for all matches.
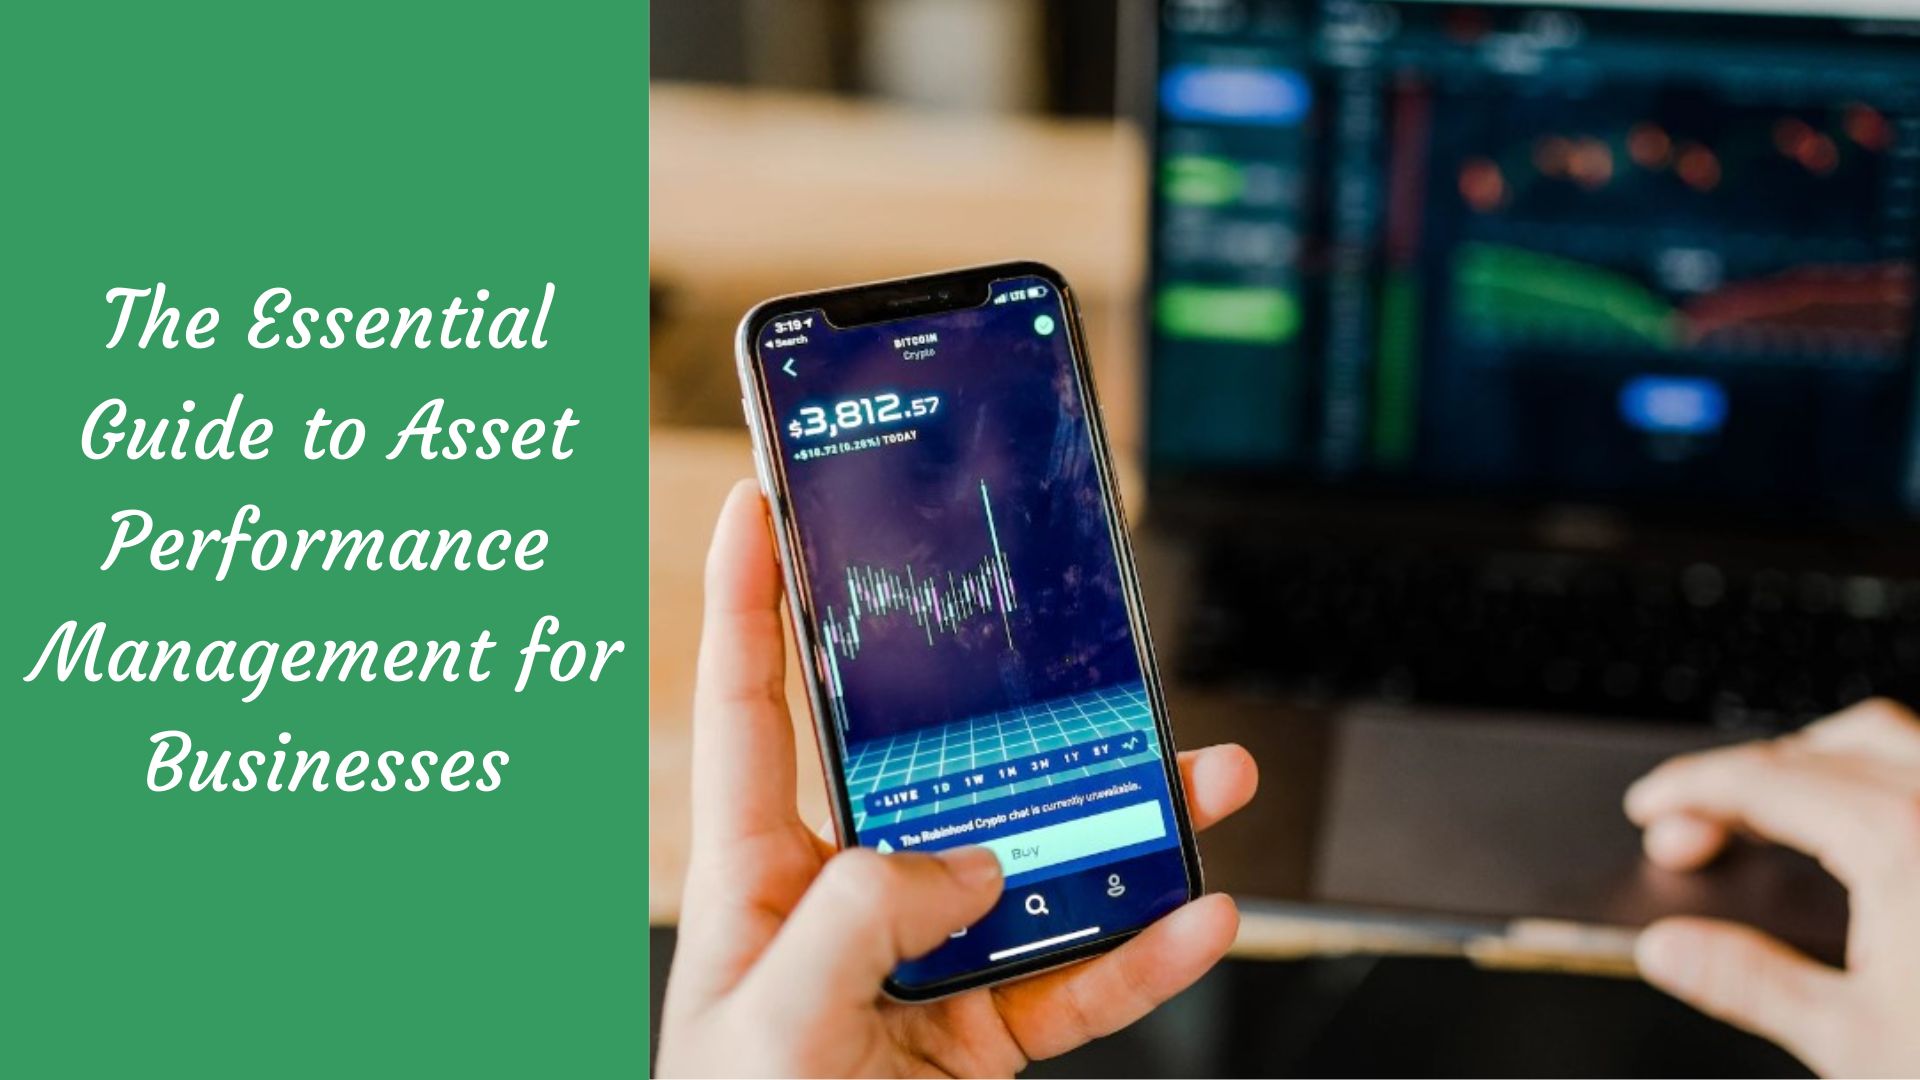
[845,680,1163,831]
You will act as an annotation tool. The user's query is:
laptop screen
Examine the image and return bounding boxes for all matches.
[1148,0,1920,519]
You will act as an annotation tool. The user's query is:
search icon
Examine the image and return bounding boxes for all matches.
[1024,894,1049,917]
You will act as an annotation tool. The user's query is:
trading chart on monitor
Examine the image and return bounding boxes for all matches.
[1151,0,1920,517]
[1438,100,1910,365]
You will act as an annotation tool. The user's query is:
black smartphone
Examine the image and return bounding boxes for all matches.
[735,262,1204,1000]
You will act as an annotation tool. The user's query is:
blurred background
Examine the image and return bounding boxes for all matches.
[648,1,1920,1074]
[650,0,1147,445]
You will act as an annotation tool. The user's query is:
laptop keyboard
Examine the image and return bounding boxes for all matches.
[1180,541,1920,730]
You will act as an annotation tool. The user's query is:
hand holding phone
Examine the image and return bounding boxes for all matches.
[736,263,1217,996]
[655,480,1257,1077]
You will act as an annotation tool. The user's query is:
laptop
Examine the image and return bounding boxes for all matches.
[1137,0,1920,966]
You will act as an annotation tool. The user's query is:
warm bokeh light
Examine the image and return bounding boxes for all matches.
[1676,142,1722,191]
[1627,122,1672,169]
[1459,157,1508,212]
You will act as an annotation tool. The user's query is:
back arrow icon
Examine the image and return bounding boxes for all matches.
[782,357,798,377]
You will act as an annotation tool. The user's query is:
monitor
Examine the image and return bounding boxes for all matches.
[1147,0,1920,521]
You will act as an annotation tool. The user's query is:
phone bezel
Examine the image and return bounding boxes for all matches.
[733,260,1206,1002]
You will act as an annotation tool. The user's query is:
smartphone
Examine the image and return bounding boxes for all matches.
[735,262,1203,1000]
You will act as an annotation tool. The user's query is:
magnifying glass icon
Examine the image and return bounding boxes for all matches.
[1024,894,1049,917]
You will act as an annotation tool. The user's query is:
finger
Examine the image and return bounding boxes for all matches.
[1624,741,1903,885]
[691,479,799,850]
[1637,916,1849,1072]
[1178,744,1259,833]
[673,481,815,1012]
[737,846,1004,1019]
[1641,813,1731,871]
[991,893,1239,1062]
[1796,697,1920,763]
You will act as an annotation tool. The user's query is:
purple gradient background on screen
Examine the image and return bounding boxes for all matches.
[761,278,1142,744]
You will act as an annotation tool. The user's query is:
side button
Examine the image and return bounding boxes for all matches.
[741,397,775,499]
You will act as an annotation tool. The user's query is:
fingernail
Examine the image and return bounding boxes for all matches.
[1623,776,1663,821]
[940,846,1003,887]
[1643,817,1694,863]
[1635,922,1698,992]
[1622,775,1649,809]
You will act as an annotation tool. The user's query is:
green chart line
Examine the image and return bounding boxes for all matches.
[1454,242,1681,350]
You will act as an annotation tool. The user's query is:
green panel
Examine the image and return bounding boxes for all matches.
[1161,153,1245,207]
[1157,284,1301,345]
[3,1,649,1074]
[1374,272,1420,466]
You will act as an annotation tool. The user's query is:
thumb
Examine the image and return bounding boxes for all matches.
[736,846,1003,1014]
[1636,916,1849,1071]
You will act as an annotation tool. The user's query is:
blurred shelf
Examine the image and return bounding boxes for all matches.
[648,83,1147,455]
[650,82,1145,301]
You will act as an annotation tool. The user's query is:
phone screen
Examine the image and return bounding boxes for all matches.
[750,271,1195,993]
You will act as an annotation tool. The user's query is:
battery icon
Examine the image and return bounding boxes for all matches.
[1029,284,1048,298]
